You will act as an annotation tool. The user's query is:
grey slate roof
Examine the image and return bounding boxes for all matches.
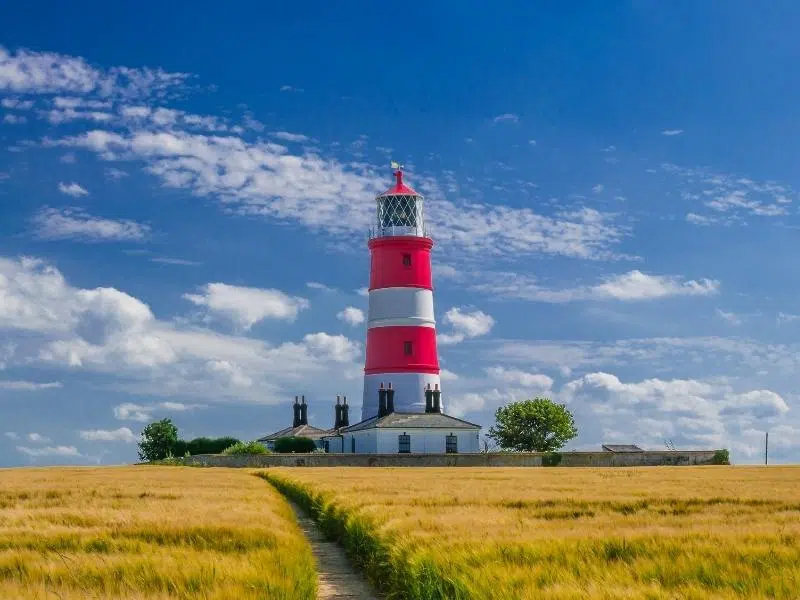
[336,412,480,434]
[602,444,644,452]
[257,423,331,442]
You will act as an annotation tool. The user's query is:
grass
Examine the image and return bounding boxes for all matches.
[0,466,316,599]
[263,466,800,600]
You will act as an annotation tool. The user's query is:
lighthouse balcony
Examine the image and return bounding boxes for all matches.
[369,224,430,239]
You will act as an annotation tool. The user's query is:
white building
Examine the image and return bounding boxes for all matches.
[322,411,480,454]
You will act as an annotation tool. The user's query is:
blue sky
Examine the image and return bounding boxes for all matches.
[2,1,800,466]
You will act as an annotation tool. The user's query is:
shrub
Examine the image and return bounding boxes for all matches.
[273,436,317,453]
[712,449,731,465]
[223,441,270,455]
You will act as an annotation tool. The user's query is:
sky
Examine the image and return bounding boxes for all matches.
[2,1,800,466]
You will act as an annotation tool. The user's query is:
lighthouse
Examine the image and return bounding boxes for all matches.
[361,165,442,420]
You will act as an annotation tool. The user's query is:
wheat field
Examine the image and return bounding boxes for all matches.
[0,466,316,600]
[267,466,800,599]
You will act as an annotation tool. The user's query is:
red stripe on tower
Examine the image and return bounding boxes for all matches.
[362,166,442,419]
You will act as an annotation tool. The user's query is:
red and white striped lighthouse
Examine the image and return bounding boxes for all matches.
[362,165,441,420]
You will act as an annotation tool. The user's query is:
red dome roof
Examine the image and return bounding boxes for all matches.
[379,170,419,196]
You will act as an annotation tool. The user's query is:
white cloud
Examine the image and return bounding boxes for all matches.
[57,182,89,197]
[3,114,26,124]
[79,427,136,443]
[528,139,537,146]
[54,129,626,261]
[27,432,51,443]
[439,307,495,345]
[150,257,200,266]
[665,164,793,223]
[473,270,719,303]
[113,401,203,422]
[356,287,369,297]
[0,46,188,98]
[561,371,789,451]
[17,445,81,457]
[1,97,34,109]
[777,312,800,325]
[0,380,62,391]
[715,309,742,326]
[337,306,365,326]
[592,184,605,194]
[183,283,309,330]
[662,129,684,136]
[0,256,363,405]
[271,131,309,143]
[493,113,519,124]
[60,152,77,163]
[486,366,553,389]
[592,270,719,300]
[32,207,151,242]
[306,281,336,292]
[280,85,303,92]
[4,432,19,440]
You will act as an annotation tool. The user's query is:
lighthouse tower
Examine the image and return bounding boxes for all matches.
[362,166,441,420]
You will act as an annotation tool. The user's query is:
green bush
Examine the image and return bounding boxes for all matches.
[273,436,317,453]
[542,452,562,467]
[222,441,270,455]
[171,436,241,456]
[712,449,731,465]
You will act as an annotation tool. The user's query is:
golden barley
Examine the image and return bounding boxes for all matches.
[0,466,316,599]
[266,466,800,599]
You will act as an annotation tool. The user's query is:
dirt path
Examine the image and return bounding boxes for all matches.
[289,503,381,600]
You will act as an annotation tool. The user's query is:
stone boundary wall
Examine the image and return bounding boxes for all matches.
[178,450,722,468]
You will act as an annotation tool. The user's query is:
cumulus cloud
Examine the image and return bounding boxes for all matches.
[32,207,151,242]
[439,307,495,345]
[485,366,553,389]
[79,427,136,443]
[0,256,362,405]
[337,306,365,326]
[57,182,89,197]
[473,270,719,302]
[183,283,309,330]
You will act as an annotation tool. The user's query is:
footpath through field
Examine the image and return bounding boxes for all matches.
[289,502,381,600]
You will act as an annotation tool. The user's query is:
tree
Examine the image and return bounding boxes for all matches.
[137,418,179,462]
[488,398,578,452]
[273,436,317,453]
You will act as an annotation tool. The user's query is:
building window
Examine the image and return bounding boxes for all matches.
[446,434,458,454]
[402,253,412,268]
[404,341,413,356]
[398,433,411,453]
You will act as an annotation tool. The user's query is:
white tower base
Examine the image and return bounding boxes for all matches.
[361,372,442,421]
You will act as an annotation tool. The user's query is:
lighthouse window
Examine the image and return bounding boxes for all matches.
[402,253,412,268]
[403,341,413,356]
[398,434,411,453]
[446,434,458,454]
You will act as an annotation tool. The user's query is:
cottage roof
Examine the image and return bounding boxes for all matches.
[601,444,644,453]
[257,423,331,442]
[331,411,481,434]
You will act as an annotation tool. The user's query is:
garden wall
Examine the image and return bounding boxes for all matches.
[177,450,722,468]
